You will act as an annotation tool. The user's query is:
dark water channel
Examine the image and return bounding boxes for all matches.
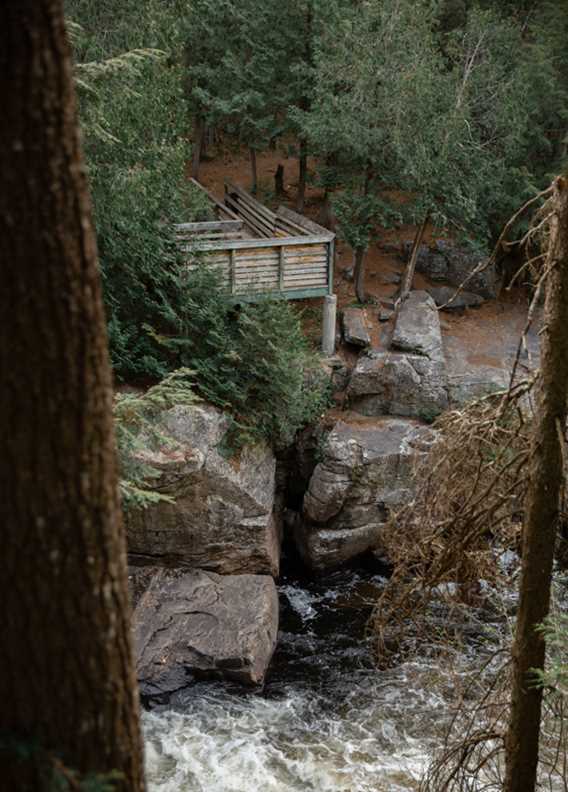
[143,556,472,791]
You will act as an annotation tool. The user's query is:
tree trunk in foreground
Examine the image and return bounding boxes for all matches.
[0,2,145,790]
[504,175,568,792]
[354,246,367,303]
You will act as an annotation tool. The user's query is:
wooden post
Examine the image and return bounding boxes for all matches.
[230,249,236,295]
[326,238,335,295]
[278,246,285,292]
[322,294,337,356]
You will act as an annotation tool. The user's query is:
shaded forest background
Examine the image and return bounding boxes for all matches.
[67,0,568,376]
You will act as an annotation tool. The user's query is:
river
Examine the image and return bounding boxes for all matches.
[142,565,488,791]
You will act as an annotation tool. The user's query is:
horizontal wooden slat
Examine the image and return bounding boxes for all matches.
[234,264,278,274]
[284,280,327,289]
[226,182,277,223]
[235,259,278,270]
[286,256,327,267]
[235,278,278,289]
[284,270,328,279]
[229,287,328,302]
[175,220,244,233]
[277,205,334,238]
[224,194,274,237]
[284,268,327,277]
[288,245,327,256]
[231,253,326,266]
[234,283,278,293]
[193,234,332,251]
[275,218,308,237]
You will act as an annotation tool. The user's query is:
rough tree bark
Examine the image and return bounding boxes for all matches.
[191,115,204,180]
[250,146,258,194]
[504,175,568,792]
[297,137,308,213]
[275,163,285,197]
[296,0,313,213]
[396,213,430,318]
[354,246,367,303]
[0,2,145,789]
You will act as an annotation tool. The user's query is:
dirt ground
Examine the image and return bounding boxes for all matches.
[196,145,538,376]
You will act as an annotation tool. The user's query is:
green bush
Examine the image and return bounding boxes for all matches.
[168,267,331,450]
[67,0,209,381]
[114,369,198,510]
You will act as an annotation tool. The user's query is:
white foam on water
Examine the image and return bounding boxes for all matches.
[280,585,319,622]
[143,658,452,792]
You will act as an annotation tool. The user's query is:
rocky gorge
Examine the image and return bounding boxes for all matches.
[125,240,538,707]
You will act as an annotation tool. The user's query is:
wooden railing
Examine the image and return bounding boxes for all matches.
[177,182,335,301]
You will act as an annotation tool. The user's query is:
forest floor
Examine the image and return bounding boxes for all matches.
[196,144,539,382]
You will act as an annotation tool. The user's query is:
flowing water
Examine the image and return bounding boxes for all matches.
[142,565,485,792]
[143,561,513,791]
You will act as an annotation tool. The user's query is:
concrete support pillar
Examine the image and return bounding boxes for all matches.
[322,294,337,357]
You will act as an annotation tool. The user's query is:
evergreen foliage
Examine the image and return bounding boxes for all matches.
[67,0,205,380]
[168,268,331,450]
[114,369,198,510]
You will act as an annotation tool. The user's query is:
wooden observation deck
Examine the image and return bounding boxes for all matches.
[176,179,335,301]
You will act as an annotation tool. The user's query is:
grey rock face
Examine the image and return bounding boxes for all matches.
[320,355,351,392]
[391,291,445,361]
[404,240,498,299]
[427,286,484,312]
[447,365,509,407]
[345,291,448,419]
[298,418,437,569]
[342,307,371,348]
[131,567,279,696]
[379,271,402,285]
[347,351,448,420]
[125,403,279,576]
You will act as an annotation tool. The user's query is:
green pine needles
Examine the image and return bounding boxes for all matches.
[169,267,331,451]
[114,369,199,510]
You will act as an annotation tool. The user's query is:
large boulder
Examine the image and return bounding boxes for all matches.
[404,240,498,299]
[427,285,484,312]
[297,417,437,569]
[447,365,509,407]
[131,567,279,697]
[342,306,371,348]
[391,290,445,361]
[347,351,448,421]
[126,403,279,576]
[348,291,448,420]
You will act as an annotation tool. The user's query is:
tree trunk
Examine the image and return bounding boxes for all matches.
[400,212,429,302]
[297,138,308,213]
[354,246,367,303]
[296,0,313,214]
[191,115,204,180]
[275,163,285,197]
[504,175,568,792]
[250,146,258,194]
[0,3,145,790]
